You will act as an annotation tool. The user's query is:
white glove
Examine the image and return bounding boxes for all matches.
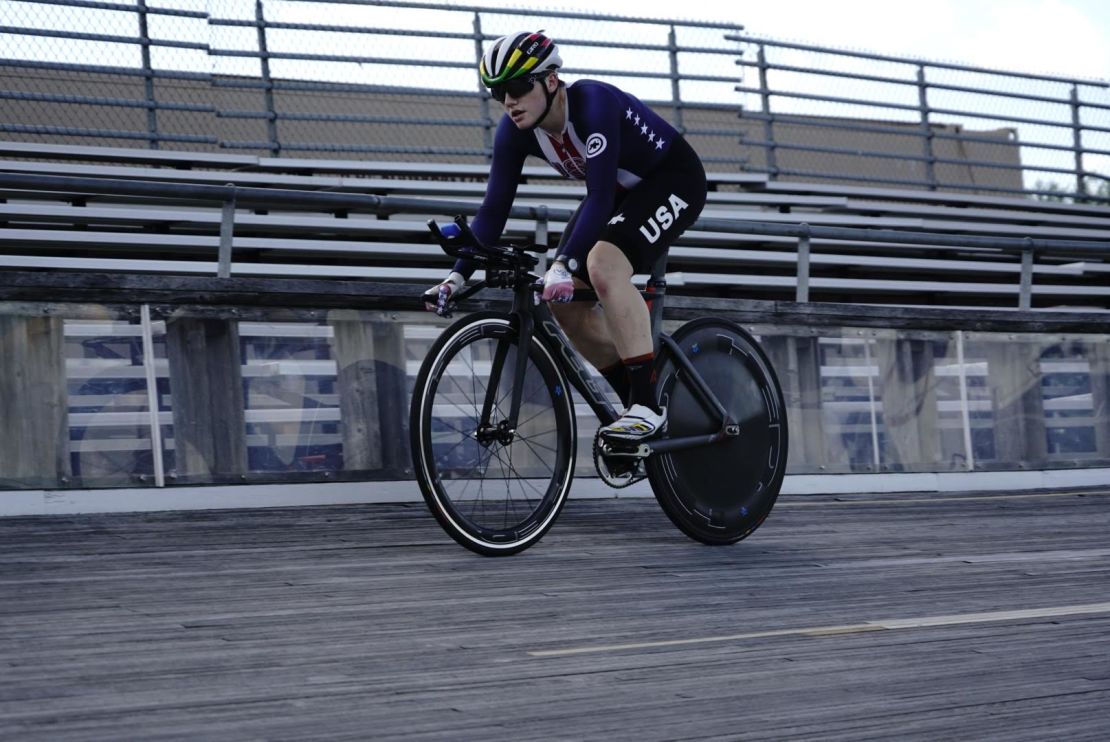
[423,272,466,316]
[541,262,575,303]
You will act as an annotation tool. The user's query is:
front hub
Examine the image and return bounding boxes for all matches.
[476,420,516,446]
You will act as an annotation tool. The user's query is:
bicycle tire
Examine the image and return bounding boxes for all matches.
[410,312,577,556]
[647,318,788,545]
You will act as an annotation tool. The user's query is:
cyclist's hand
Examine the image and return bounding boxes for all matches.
[541,261,575,303]
[423,272,466,316]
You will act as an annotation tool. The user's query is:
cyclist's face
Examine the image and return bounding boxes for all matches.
[500,75,551,129]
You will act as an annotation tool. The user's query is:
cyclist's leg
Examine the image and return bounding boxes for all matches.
[586,242,652,360]
[588,242,664,436]
[592,136,707,436]
[548,202,623,372]
[588,241,666,438]
[548,279,620,371]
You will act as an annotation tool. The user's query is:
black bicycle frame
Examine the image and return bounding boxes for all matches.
[477,262,740,456]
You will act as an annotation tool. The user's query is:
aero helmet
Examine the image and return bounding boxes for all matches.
[479,31,563,87]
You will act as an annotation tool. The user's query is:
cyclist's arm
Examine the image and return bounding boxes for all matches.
[452,118,529,278]
[552,87,622,272]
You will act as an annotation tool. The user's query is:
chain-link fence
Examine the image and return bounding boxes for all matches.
[1,0,747,165]
[2,0,1108,200]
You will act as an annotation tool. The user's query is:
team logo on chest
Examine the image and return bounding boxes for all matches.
[545,131,587,179]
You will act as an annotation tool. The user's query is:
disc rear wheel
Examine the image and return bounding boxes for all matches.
[647,318,788,544]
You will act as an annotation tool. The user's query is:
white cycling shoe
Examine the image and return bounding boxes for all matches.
[599,404,667,441]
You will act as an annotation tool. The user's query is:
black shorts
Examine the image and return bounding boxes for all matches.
[557,135,706,280]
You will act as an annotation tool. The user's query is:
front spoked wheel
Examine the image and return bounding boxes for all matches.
[410,312,577,556]
[647,318,788,545]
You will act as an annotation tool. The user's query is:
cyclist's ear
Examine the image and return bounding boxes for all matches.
[544,71,560,93]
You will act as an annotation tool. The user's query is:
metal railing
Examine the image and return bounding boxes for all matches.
[730,34,1110,201]
[2,170,1108,310]
[1,0,746,163]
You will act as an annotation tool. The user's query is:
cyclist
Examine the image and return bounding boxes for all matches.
[424,30,707,441]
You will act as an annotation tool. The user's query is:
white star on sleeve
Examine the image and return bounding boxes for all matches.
[634,114,641,125]
[656,139,665,150]
[626,108,633,120]
[640,124,648,135]
[648,132,655,142]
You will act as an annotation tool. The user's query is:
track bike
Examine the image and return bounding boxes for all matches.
[409,216,788,556]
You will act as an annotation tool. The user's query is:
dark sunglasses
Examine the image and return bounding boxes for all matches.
[489,74,542,103]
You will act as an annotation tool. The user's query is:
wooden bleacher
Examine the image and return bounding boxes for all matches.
[2,140,1108,309]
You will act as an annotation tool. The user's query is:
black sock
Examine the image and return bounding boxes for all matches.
[622,353,660,413]
[599,362,630,407]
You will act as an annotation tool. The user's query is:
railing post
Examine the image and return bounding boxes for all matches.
[1070,84,1087,199]
[140,304,166,487]
[255,0,279,156]
[795,223,810,302]
[1019,237,1034,310]
[916,65,937,191]
[219,186,237,278]
[756,44,778,179]
[534,204,549,273]
[668,25,685,135]
[955,329,975,471]
[473,12,493,161]
[136,0,159,149]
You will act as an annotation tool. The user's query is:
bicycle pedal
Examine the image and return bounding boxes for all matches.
[598,440,651,459]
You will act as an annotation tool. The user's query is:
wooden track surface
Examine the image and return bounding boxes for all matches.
[2,489,1109,740]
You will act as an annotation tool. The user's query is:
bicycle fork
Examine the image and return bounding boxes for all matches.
[474,308,535,446]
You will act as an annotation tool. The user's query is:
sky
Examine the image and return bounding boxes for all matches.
[543,0,1110,83]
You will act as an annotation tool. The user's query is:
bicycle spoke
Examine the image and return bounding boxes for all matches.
[515,433,558,450]
[515,435,559,473]
[514,403,556,430]
[501,447,516,529]
[436,385,485,425]
[488,445,549,501]
[432,431,481,474]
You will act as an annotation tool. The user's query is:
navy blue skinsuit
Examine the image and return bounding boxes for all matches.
[453,79,689,278]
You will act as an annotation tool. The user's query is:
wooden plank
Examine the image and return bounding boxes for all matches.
[164,317,248,480]
[838,198,1110,229]
[983,341,1048,466]
[0,140,260,169]
[761,179,1110,217]
[0,316,70,487]
[873,337,942,469]
[0,160,347,190]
